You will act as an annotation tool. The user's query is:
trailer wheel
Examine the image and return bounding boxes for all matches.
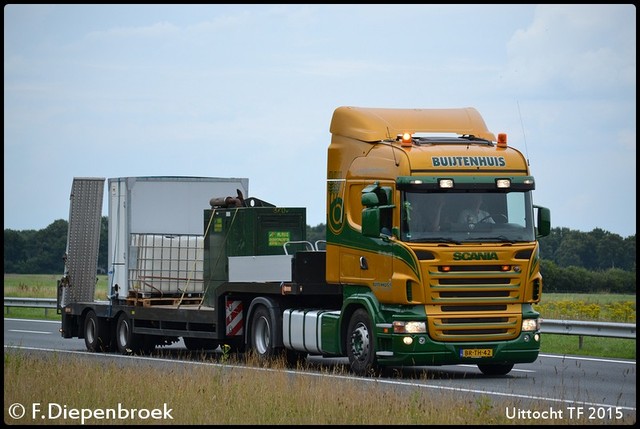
[115,312,145,354]
[250,305,277,360]
[477,363,514,376]
[347,309,379,376]
[84,310,112,352]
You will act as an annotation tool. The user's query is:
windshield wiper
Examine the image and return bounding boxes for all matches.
[467,235,516,244]
[409,238,462,245]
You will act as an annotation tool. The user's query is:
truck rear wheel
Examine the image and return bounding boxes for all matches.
[347,309,379,376]
[478,363,514,376]
[84,310,112,352]
[249,305,300,367]
[250,305,276,359]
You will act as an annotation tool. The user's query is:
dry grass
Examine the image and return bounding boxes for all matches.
[4,350,634,425]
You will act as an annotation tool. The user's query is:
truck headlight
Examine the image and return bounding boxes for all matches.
[393,321,427,334]
[521,318,540,332]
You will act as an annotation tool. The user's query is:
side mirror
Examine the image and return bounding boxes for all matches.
[361,182,395,238]
[535,205,551,238]
[362,207,381,237]
[361,192,380,208]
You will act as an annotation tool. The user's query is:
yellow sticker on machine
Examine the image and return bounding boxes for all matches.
[460,348,494,358]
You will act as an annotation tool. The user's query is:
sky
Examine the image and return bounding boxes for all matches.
[4,4,636,238]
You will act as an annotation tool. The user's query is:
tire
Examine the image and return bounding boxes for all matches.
[477,363,514,376]
[346,308,379,376]
[115,312,147,354]
[84,310,112,352]
[250,305,277,360]
[250,305,303,367]
[183,337,219,351]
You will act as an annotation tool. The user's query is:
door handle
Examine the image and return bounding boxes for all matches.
[359,256,368,270]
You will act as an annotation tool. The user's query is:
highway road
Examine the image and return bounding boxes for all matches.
[4,318,636,423]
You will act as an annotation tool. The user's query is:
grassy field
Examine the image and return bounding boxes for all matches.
[4,273,109,300]
[3,274,637,359]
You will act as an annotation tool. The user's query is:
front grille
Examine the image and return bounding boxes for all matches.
[439,277,510,285]
[441,305,507,312]
[428,264,521,304]
[442,265,506,272]
[421,253,530,342]
[439,291,511,299]
[428,308,521,342]
[442,317,508,323]
[442,329,510,335]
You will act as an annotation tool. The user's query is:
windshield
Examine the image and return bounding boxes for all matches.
[400,191,535,243]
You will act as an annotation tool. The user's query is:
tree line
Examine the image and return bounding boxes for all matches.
[4,219,636,294]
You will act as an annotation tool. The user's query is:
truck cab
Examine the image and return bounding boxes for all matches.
[324,106,551,375]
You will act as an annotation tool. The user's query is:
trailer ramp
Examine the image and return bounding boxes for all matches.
[59,177,105,307]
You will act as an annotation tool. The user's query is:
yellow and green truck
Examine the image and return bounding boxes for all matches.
[59,106,550,376]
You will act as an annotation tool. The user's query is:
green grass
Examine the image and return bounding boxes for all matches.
[540,334,635,359]
[4,274,636,359]
[4,273,108,300]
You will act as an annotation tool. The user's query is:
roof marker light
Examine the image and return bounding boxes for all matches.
[401,132,413,147]
[497,133,508,148]
[496,179,511,188]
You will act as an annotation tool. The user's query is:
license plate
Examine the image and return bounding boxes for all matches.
[460,348,493,358]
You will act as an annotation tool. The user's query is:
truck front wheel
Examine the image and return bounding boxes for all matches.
[347,309,378,376]
[84,310,112,352]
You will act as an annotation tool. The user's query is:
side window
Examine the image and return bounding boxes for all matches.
[347,183,364,227]
[506,193,526,227]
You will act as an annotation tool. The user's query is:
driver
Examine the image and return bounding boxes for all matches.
[458,194,494,224]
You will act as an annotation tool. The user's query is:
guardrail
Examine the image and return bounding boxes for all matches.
[4,297,58,317]
[541,319,636,339]
[4,297,636,342]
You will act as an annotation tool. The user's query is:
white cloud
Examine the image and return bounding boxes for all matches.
[505,4,635,97]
